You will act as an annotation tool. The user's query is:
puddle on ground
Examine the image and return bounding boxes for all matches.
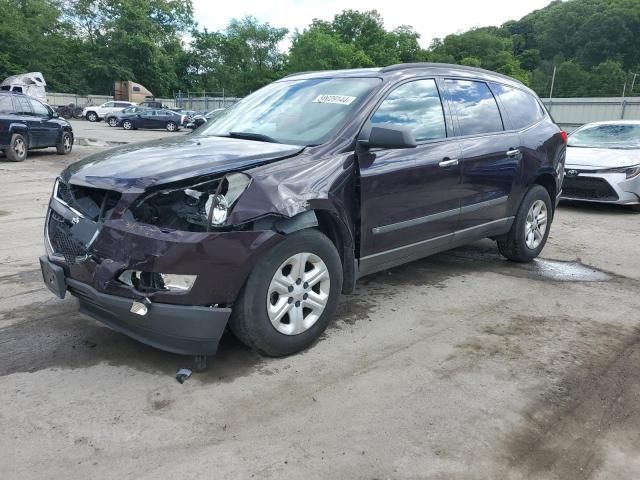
[525,259,611,282]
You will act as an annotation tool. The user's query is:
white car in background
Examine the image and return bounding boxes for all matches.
[562,120,640,211]
[82,101,135,122]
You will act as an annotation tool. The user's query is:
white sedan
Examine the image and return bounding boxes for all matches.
[562,120,640,211]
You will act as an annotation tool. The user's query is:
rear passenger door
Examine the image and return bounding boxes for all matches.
[443,79,521,230]
[13,96,42,147]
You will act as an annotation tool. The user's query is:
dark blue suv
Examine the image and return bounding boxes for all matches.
[0,92,73,162]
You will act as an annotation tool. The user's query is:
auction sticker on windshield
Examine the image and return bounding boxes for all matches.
[312,94,357,105]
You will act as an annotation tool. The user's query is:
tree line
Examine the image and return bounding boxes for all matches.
[1,0,638,99]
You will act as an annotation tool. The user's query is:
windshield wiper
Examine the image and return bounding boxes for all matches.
[228,131,280,143]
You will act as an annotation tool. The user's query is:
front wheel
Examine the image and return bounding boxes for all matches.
[166,121,178,132]
[107,117,118,127]
[122,120,133,130]
[56,131,73,155]
[498,185,552,262]
[86,111,98,122]
[229,229,343,357]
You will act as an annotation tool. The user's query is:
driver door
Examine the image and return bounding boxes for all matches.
[358,78,462,271]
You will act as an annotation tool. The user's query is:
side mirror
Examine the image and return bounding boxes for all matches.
[359,125,417,150]
[51,112,59,119]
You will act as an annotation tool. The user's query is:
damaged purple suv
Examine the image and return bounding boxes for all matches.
[40,64,566,363]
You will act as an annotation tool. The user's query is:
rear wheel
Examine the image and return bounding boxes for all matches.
[229,229,342,357]
[166,121,178,132]
[498,185,552,262]
[86,111,98,122]
[5,133,27,162]
[122,120,133,130]
[56,131,73,155]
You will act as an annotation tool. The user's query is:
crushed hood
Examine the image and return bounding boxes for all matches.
[63,135,305,192]
[566,146,640,169]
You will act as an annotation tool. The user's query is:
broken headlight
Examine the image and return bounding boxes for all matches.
[131,173,251,231]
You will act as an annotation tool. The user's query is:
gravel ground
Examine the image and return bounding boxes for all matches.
[1,143,639,480]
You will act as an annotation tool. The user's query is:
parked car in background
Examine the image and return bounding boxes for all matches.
[0,92,73,162]
[105,105,150,127]
[187,108,225,129]
[40,64,565,364]
[83,101,135,122]
[138,100,169,109]
[562,120,640,211]
[119,109,186,131]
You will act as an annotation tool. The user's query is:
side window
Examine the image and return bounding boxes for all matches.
[133,86,141,92]
[370,79,446,142]
[491,83,545,130]
[103,102,115,108]
[15,96,33,115]
[0,96,15,114]
[444,79,503,136]
[30,99,50,117]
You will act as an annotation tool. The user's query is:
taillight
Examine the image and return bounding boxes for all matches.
[560,131,568,144]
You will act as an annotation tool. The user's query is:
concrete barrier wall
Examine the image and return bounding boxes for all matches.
[541,97,640,132]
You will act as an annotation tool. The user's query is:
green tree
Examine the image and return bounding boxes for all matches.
[188,17,288,96]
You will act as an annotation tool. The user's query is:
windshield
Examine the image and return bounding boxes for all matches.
[569,124,640,149]
[198,77,382,145]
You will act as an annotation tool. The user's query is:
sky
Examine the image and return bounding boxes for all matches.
[192,0,554,49]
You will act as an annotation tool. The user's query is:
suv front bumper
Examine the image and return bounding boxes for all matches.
[40,255,232,355]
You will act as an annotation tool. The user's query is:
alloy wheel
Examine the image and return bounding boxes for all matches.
[13,137,26,158]
[63,134,72,152]
[266,252,330,335]
[525,199,548,249]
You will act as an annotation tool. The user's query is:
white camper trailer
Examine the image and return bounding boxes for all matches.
[0,72,47,103]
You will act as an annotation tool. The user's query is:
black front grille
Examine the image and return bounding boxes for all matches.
[562,176,619,201]
[47,210,88,264]
[55,180,121,221]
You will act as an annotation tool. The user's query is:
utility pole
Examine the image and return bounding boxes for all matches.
[548,65,557,113]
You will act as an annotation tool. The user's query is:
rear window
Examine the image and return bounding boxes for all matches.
[0,96,14,113]
[491,83,545,130]
[445,79,504,136]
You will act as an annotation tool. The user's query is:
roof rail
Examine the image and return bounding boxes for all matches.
[381,62,523,84]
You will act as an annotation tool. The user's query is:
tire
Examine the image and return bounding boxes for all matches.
[122,120,133,130]
[56,131,73,155]
[107,117,118,127]
[73,107,84,119]
[166,121,178,132]
[498,185,552,262]
[229,229,343,357]
[5,133,28,162]
[86,111,98,122]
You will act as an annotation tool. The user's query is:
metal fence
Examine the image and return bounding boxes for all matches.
[46,92,178,108]
[173,96,241,111]
[541,97,640,132]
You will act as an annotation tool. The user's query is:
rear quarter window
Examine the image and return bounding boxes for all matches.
[491,83,545,130]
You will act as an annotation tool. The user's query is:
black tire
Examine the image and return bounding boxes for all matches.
[107,117,118,127]
[5,133,28,162]
[56,131,73,155]
[229,229,343,357]
[122,120,133,130]
[86,111,98,122]
[498,185,552,262]
[166,121,178,132]
[73,107,84,119]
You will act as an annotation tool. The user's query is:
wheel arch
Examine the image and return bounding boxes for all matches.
[533,173,557,212]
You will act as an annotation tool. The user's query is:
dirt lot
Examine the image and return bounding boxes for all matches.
[1,141,639,480]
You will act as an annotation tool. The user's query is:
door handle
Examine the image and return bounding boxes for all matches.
[438,158,459,168]
[506,149,521,157]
